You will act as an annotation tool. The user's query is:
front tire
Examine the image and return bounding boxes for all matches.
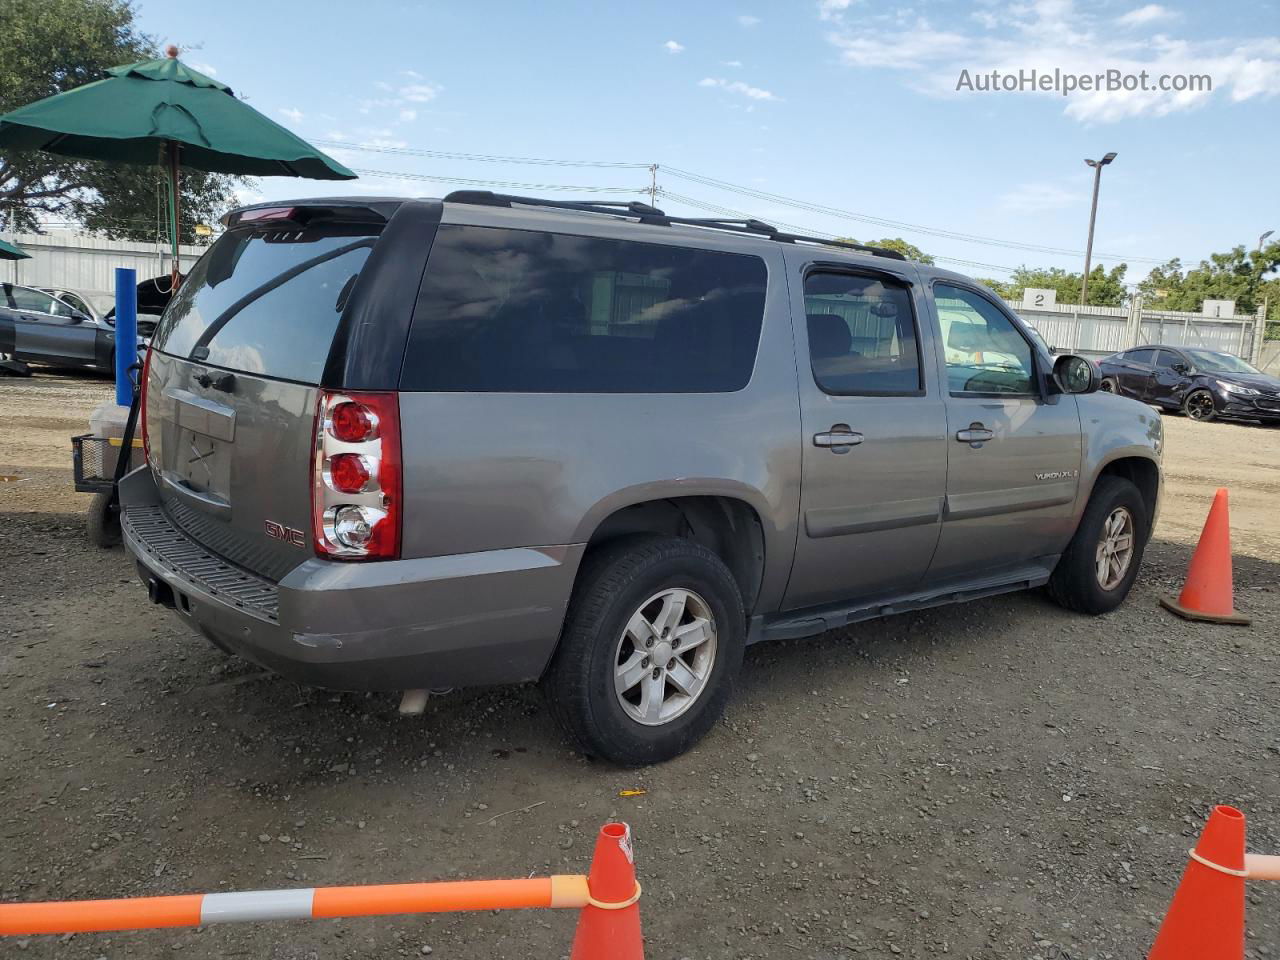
[1184,388,1217,422]
[1048,476,1147,615]
[1099,377,1119,394]
[543,536,745,765]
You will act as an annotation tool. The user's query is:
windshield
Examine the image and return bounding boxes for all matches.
[1184,349,1260,375]
[152,223,379,384]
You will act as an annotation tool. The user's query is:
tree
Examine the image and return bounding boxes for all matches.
[838,236,935,264]
[990,264,1129,307]
[0,0,241,242]
[1137,243,1280,333]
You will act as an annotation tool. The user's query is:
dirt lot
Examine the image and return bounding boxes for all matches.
[2,370,1278,960]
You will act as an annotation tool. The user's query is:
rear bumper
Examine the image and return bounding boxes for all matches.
[119,468,582,691]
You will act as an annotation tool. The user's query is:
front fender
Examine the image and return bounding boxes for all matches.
[1074,391,1164,526]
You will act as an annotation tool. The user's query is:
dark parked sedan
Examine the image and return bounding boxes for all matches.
[0,282,146,372]
[1098,344,1280,423]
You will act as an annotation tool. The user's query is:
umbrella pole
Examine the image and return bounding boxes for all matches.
[167,141,181,290]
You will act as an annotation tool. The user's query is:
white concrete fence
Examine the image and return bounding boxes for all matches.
[1005,296,1267,366]
[2,231,204,303]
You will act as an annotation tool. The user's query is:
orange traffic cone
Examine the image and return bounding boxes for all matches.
[1160,488,1250,625]
[570,822,643,960]
[1148,805,1247,959]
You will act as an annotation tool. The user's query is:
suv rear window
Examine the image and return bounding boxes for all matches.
[401,225,767,393]
[152,224,380,384]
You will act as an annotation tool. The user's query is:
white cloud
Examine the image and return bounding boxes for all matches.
[278,107,304,124]
[190,61,217,76]
[664,40,685,54]
[817,0,854,21]
[1117,4,1175,27]
[997,182,1078,214]
[823,0,1280,122]
[401,68,423,80]
[399,108,417,122]
[737,14,760,27]
[400,82,442,102]
[699,77,781,101]
[722,60,744,68]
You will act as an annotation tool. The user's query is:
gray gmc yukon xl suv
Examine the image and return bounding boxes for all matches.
[122,192,1162,764]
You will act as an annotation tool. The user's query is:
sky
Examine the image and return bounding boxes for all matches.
[135,0,1280,284]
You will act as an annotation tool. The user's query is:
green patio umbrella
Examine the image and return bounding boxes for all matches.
[0,46,355,286]
[0,238,30,260]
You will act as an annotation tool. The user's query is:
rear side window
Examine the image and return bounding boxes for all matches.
[803,271,922,395]
[401,225,767,393]
[1126,348,1156,365]
[152,225,379,384]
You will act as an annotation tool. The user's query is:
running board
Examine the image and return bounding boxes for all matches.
[751,560,1057,644]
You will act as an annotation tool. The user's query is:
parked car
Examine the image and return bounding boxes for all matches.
[39,286,164,340]
[0,282,143,371]
[120,194,1163,765]
[1098,344,1280,423]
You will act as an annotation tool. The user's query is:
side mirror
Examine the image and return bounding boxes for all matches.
[1172,362,1189,374]
[70,310,90,323]
[1053,354,1098,394]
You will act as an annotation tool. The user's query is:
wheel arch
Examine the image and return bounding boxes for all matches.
[574,489,771,615]
[1089,454,1161,539]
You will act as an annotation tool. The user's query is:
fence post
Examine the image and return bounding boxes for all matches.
[1127,294,1144,348]
[1250,305,1265,367]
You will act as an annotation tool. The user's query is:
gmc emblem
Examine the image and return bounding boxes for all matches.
[264,520,307,548]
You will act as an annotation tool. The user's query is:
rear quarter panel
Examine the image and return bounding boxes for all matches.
[397,223,801,613]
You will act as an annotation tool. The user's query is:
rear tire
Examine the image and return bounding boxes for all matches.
[1099,377,1119,394]
[543,536,744,766]
[1048,475,1147,615]
[87,490,122,548]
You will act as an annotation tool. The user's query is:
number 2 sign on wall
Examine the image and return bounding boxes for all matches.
[1022,287,1057,309]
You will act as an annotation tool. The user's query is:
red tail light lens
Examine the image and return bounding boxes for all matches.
[329,401,378,442]
[326,453,373,493]
[139,345,154,466]
[312,391,400,560]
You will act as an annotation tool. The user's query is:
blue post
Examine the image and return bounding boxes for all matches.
[114,267,137,407]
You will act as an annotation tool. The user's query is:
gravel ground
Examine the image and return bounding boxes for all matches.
[1,369,1278,960]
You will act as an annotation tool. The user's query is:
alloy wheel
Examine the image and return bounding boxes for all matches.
[1186,390,1216,421]
[1095,506,1135,591]
[613,588,718,726]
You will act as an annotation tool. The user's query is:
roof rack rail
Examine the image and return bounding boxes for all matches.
[443,190,907,261]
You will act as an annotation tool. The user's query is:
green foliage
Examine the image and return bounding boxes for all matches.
[837,236,935,264]
[0,0,241,242]
[1137,243,1280,332]
[992,264,1129,307]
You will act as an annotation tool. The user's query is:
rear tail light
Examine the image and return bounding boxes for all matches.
[313,391,400,560]
[139,345,154,466]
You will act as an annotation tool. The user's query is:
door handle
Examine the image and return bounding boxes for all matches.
[955,424,994,443]
[813,428,864,449]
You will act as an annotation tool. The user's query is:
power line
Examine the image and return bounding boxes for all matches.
[656,189,1020,275]
[317,139,649,169]
[352,167,644,194]
[316,137,1172,265]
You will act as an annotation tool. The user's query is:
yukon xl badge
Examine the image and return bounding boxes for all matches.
[1035,470,1078,481]
[265,520,307,548]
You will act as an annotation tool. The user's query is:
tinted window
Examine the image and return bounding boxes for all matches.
[401,225,767,393]
[1153,349,1182,371]
[57,293,91,316]
[1126,348,1156,365]
[153,225,379,383]
[934,283,1035,395]
[2,285,57,315]
[804,272,921,395]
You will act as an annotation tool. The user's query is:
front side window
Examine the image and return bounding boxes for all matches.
[401,225,767,393]
[1154,349,1182,371]
[803,271,921,395]
[934,283,1035,396]
[2,285,57,315]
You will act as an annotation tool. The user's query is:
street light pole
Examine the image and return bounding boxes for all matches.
[1259,229,1274,252]
[1080,151,1117,306]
